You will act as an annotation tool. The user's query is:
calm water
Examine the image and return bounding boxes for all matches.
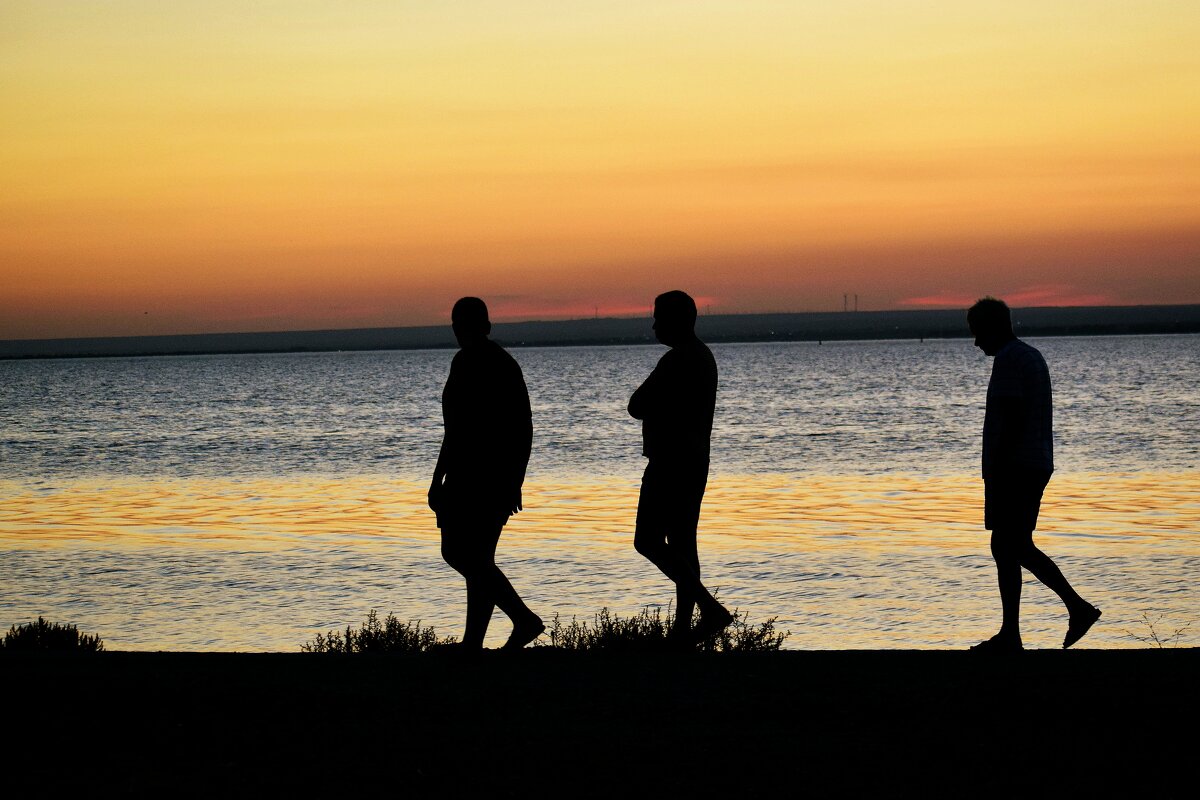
[2,335,1197,649]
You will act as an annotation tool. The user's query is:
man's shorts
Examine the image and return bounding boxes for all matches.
[635,459,709,540]
[433,477,511,531]
[984,470,1052,532]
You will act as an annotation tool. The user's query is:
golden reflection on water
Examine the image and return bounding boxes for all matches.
[3,472,1196,551]
[3,472,1196,651]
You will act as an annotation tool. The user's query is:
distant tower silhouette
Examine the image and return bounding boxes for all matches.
[843,294,848,312]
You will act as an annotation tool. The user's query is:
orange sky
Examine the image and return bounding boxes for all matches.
[3,1,1198,339]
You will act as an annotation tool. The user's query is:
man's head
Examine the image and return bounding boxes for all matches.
[451,296,491,347]
[967,296,1015,356]
[652,290,698,347]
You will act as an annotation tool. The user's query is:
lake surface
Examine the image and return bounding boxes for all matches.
[2,335,1197,650]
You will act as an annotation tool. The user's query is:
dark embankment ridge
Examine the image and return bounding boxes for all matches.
[3,304,1199,359]
[6,648,1194,794]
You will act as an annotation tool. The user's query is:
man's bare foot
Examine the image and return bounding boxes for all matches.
[1064,604,1101,649]
[970,634,1023,653]
[503,617,545,650]
[691,607,735,644]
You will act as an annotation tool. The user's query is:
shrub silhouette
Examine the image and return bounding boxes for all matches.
[1,617,104,652]
[302,610,456,653]
[1123,612,1192,648]
[303,605,788,654]
[545,604,789,653]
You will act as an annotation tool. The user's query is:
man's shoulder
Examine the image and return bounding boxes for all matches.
[484,338,515,360]
[488,341,529,390]
[995,339,1045,368]
[471,339,520,365]
[1012,338,1041,355]
[1012,340,1049,374]
[665,339,716,368]
[451,341,523,375]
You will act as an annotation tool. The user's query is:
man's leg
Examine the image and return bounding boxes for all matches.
[1014,538,1100,648]
[670,530,700,633]
[1013,472,1101,647]
[973,477,1026,651]
[634,465,730,639]
[634,524,714,611]
[444,523,542,649]
[987,529,1101,649]
[670,469,707,632]
[635,528,728,640]
[989,529,1025,646]
[1015,540,1085,610]
[479,525,544,649]
[441,524,494,649]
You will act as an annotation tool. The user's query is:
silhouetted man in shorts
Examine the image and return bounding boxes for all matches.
[629,290,733,644]
[429,297,544,650]
[968,297,1101,652]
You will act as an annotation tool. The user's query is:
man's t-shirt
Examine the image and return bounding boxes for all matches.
[441,339,532,489]
[630,339,717,464]
[983,338,1053,478]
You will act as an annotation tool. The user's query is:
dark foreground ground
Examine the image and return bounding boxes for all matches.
[6,649,1195,796]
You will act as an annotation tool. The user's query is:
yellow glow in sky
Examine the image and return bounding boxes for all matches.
[2,1,1198,337]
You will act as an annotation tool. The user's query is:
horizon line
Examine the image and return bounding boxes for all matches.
[6,301,1199,345]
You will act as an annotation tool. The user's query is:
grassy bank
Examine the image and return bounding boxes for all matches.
[5,649,1194,795]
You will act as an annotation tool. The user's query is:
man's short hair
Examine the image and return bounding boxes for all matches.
[451,296,490,333]
[654,290,698,327]
[967,296,1012,336]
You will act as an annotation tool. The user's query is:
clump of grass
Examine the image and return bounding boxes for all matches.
[302,609,456,654]
[0,617,105,652]
[545,604,789,653]
[546,606,673,652]
[1123,613,1192,649]
[700,610,790,653]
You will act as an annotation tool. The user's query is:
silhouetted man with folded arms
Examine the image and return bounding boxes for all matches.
[968,297,1101,652]
[629,290,733,644]
[429,297,544,650]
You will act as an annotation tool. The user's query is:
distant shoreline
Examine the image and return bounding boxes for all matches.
[3,304,1198,360]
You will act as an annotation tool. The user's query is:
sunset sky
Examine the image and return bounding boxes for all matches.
[3,1,1198,339]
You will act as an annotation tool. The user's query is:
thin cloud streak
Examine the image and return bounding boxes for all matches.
[899,286,1113,309]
